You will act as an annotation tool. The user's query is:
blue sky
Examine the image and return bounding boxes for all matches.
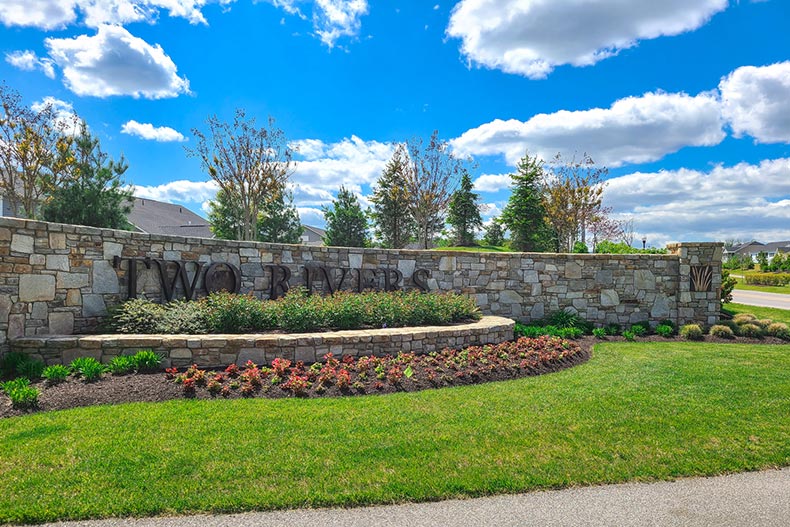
[1,0,789,247]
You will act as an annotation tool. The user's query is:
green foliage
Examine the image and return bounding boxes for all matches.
[546,309,591,333]
[756,251,769,269]
[595,240,667,254]
[41,122,133,230]
[447,171,483,246]
[592,328,607,339]
[0,377,39,409]
[1,352,31,378]
[680,324,704,341]
[42,364,70,383]
[709,325,735,339]
[655,324,675,338]
[16,359,44,380]
[482,218,505,247]
[732,313,757,325]
[131,350,162,372]
[738,323,763,338]
[628,324,647,337]
[107,290,481,334]
[622,330,636,341]
[107,356,136,375]
[69,357,105,382]
[514,323,582,339]
[743,272,790,287]
[572,241,589,253]
[766,322,790,340]
[207,188,243,240]
[500,152,553,252]
[369,145,415,249]
[322,186,369,247]
[604,323,621,336]
[257,189,303,244]
[723,253,753,270]
[721,269,737,303]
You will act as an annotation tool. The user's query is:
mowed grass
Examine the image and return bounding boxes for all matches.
[724,303,790,325]
[1,343,789,524]
[434,245,511,252]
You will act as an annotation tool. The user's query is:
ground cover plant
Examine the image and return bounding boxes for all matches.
[105,289,480,334]
[724,303,790,325]
[0,342,787,523]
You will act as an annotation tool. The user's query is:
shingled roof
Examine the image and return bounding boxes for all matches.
[128,197,213,239]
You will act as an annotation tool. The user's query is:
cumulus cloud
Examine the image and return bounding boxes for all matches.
[133,179,218,203]
[604,158,790,245]
[720,61,790,144]
[0,0,214,29]
[452,91,724,167]
[121,120,187,142]
[5,50,55,78]
[473,173,511,193]
[264,0,368,47]
[446,0,728,78]
[45,25,190,99]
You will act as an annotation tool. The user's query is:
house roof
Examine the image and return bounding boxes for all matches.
[128,197,213,239]
[302,224,326,237]
[726,240,790,254]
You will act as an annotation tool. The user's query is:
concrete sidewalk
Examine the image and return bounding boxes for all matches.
[38,467,790,527]
[732,289,790,310]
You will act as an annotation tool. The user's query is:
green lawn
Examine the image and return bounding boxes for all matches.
[434,245,511,252]
[723,303,790,325]
[1,342,788,524]
[733,277,790,295]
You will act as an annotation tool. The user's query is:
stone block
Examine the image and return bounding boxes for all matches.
[57,272,89,289]
[49,232,66,249]
[48,312,74,334]
[634,269,655,290]
[8,314,25,339]
[31,302,48,320]
[650,294,670,319]
[19,274,55,302]
[103,242,123,259]
[600,289,620,307]
[46,254,70,271]
[564,261,582,279]
[82,294,107,317]
[11,234,34,254]
[439,256,457,272]
[92,260,119,294]
[498,290,523,304]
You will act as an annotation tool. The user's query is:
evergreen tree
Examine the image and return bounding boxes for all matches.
[207,188,243,240]
[322,186,369,247]
[483,218,505,247]
[370,145,415,248]
[41,122,133,229]
[447,170,483,246]
[500,152,552,252]
[257,189,302,244]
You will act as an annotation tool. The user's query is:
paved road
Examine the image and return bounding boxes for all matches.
[731,289,790,309]
[36,467,790,527]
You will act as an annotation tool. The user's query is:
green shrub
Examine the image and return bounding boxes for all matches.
[655,324,675,338]
[514,323,544,338]
[604,323,621,336]
[1,352,31,377]
[717,319,741,335]
[755,319,773,329]
[69,357,105,382]
[709,325,735,339]
[659,320,676,330]
[160,300,211,334]
[743,272,790,286]
[131,350,162,372]
[557,327,583,339]
[546,309,591,333]
[16,359,45,380]
[680,324,704,341]
[622,330,636,341]
[592,328,607,339]
[107,356,137,375]
[0,378,39,409]
[105,298,167,333]
[766,322,790,340]
[42,364,70,384]
[629,325,647,337]
[739,323,763,338]
[732,313,757,325]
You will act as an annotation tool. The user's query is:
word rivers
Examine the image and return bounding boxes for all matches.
[113,257,433,301]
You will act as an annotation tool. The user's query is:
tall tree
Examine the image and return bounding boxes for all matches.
[187,109,293,241]
[322,186,369,247]
[500,152,552,252]
[257,189,302,244]
[482,218,505,247]
[447,170,483,246]
[542,153,608,252]
[41,122,133,229]
[369,144,414,248]
[0,83,76,218]
[207,188,243,240]
[404,131,467,249]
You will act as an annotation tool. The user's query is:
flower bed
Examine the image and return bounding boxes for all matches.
[0,336,589,417]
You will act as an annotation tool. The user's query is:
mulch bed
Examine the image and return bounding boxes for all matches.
[1,339,592,419]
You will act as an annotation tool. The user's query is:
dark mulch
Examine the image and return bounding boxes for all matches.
[0,344,592,419]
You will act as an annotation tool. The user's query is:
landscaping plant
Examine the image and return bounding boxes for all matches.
[680,324,704,341]
[42,365,70,384]
[0,377,39,409]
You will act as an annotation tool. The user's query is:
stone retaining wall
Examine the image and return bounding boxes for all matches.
[0,217,722,350]
[11,316,515,368]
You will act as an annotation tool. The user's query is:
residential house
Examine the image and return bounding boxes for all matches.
[724,241,790,262]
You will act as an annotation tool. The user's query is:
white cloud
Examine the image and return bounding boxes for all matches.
[133,179,218,203]
[297,206,325,226]
[604,158,790,244]
[31,97,81,135]
[0,0,214,29]
[720,61,790,144]
[45,25,190,99]
[121,120,187,142]
[452,91,724,167]
[313,0,369,48]
[473,173,511,193]
[5,50,55,78]
[446,0,727,78]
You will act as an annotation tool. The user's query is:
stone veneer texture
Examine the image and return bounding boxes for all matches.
[0,217,722,349]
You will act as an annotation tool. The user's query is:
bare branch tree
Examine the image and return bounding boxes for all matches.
[403,131,467,249]
[187,109,293,241]
[619,217,636,246]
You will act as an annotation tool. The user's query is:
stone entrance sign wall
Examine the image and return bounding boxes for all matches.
[0,217,722,348]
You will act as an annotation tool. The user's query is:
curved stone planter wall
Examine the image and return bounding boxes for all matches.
[11,316,515,368]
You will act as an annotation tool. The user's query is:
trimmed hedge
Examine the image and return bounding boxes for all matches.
[744,272,790,286]
[105,289,481,335]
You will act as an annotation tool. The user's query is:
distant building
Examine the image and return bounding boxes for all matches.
[128,197,214,239]
[301,225,325,246]
[724,241,790,262]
